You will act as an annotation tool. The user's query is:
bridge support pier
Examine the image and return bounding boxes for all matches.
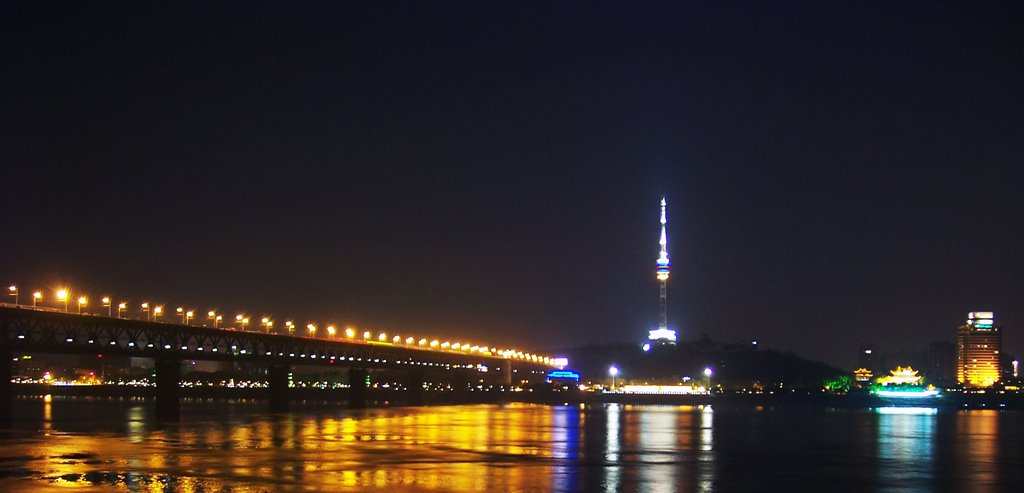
[155,358,181,419]
[0,351,11,421]
[268,364,291,413]
[348,368,368,409]
[451,368,472,404]
[505,359,514,386]
[406,370,425,406]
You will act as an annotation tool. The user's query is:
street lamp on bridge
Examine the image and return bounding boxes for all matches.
[101,297,111,317]
[141,302,150,320]
[32,291,42,308]
[153,306,163,320]
[8,285,17,305]
[77,296,87,314]
[57,289,69,312]
[118,302,127,318]
[262,317,273,333]
[307,323,316,337]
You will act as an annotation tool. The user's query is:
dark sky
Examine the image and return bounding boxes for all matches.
[4,1,1023,369]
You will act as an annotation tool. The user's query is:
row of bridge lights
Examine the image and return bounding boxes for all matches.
[7,285,556,365]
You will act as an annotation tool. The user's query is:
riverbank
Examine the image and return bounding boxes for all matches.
[13,384,1024,410]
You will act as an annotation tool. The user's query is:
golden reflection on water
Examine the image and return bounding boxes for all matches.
[11,402,606,491]
[0,400,723,492]
[958,409,999,492]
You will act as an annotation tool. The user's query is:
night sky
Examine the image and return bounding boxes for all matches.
[4,2,1023,369]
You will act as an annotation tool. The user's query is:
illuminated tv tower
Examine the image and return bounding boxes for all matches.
[648,197,677,344]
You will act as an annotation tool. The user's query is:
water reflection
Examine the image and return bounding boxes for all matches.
[639,406,679,493]
[550,405,581,491]
[698,405,714,492]
[2,399,1021,492]
[875,407,936,491]
[955,410,999,493]
[603,403,621,493]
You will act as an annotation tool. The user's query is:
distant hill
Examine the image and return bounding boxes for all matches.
[555,337,845,389]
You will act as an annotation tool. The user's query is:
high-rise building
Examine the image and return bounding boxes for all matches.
[648,198,676,344]
[956,311,1002,387]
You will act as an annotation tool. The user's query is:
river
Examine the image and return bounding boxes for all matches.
[0,396,1022,492]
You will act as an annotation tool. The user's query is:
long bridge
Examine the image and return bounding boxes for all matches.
[0,305,560,418]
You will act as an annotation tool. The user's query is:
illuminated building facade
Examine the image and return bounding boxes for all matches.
[876,366,923,386]
[853,368,873,382]
[648,198,676,344]
[957,311,1002,387]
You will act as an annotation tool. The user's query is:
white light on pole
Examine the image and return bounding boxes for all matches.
[609,365,619,390]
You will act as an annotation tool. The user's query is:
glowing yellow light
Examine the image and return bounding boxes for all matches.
[345,327,355,338]
[7,285,15,293]
[327,325,336,336]
[418,338,427,346]
[236,314,243,321]
[429,340,439,348]
[363,331,371,339]
[393,335,400,343]
[141,302,149,309]
[101,297,110,304]
[378,333,387,342]
[154,306,163,315]
[186,311,193,318]
[118,302,126,309]
[877,366,924,386]
[33,291,43,300]
[56,289,68,301]
[261,317,269,324]
[77,296,87,305]
[208,311,216,317]
[441,341,451,349]
[406,337,415,344]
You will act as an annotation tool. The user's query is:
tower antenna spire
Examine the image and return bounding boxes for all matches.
[649,197,677,344]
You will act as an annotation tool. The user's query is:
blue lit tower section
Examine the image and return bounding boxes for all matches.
[649,198,677,344]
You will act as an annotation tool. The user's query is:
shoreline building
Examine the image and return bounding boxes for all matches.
[957,311,1002,387]
[648,198,677,345]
